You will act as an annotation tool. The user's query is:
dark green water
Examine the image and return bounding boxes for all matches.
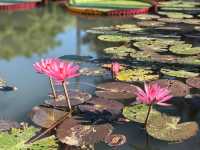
[0,3,200,150]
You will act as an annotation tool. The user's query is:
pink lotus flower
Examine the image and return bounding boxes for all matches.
[112,62,121,76]
[135,83,172,106]
[47,61,80,83]
[33,58,59,74]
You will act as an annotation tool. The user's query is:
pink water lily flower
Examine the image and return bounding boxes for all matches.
[47,61,80,83]
[112,62,121,76]
[33,58,59,74]
[135,83,172,106]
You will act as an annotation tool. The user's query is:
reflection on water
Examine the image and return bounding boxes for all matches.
[0,3,200,150]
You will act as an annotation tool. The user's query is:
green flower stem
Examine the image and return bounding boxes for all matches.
[144,104,152,129]
[49,77,57,99]
[62,81,72,110]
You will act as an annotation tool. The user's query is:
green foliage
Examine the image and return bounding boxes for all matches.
[0,127,58,150]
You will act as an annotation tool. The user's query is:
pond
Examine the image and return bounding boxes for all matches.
[0,1,200,150]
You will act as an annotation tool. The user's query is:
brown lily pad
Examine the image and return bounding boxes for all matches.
[78,97,124,121]
[56,117,113,146]
[147,115,199,142]
[105,134,127,147]
[95,82,137,100]
[150,79,190,97]
[46,90,92,107]
[0,120,20,132]
[29,106,66,128]
[186,77,200,89]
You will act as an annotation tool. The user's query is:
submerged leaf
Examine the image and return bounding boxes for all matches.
[0,126,58,150]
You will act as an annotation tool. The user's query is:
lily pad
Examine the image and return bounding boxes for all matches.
[158,11,193,19]
[59,55,93,62]
[161,68,199,78]
[159,1,200,8]
[133,14,160,20]
[104,134,126,147]
[169,43,200,55]
[56,117,113,146]
[182,19,200,25]
[116,68,159,82]
[122,104,161,123]
[150,79,190,97]
[80,67,108,76]
[136,21,165,27]
[157,18,183,23]
[29,106,66,128]
[113,24,143,32]
[104,45,136,58]
[0,78,6,87]
[194,26,200,32]
[87,26,118,34]
[147,115,199,142]
[46,90,92,107]
[186,77,200,89]
[95,82,137,100]
[98,35,135,42]
[78,97,124,121]
[0,120,20,132]
[176,56,200,65]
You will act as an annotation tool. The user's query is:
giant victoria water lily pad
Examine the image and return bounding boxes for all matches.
[122,104,161,123]
[56,117,113,146]
[104,45,136,58]
[116,68,159,82]
[150,79,190,97]
[46,90,92,107]
[29,106,66,128]
[0,126,58,150]
[161,68,199,78]
[186,77,200,89]
[98,35,135,42]
[78,97,124,121]
[0,120,20,132]
[146,115,199,142]
[158,12,193,19]
[169,43,200,55]
[95,82,137,100]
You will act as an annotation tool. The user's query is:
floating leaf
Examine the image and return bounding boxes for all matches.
[105,134,126,147]
[104,45,136,58]
[182,19,200,25]
[194,26,200,32]
[80,67,108,76]
[87,26,118,34]
[46,90,92,107]
[59,55,93,62]
[159,1,200,8]
[0,126,58,150]
[133,14,160,20]
[147,115,199,142]
[169,43,200,55]
[137,21,165,27]
[157,18,183,23]
[150,79,190,97]
[122,104,161,123]
[116,68,159,82]
[56,117,113,146]
[186,77,200,89]
[0,120,20,132]
[29,106,66,128]
[98,35,135,42]
[176,57,200,65]
[96,82,137,100]
[113,24,143,32]
[78,97,124,121]
[161,68,199,78]
[158,11,193,19]
[0,78,6,87]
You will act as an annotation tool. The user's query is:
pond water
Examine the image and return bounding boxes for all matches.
[0,2,200,150]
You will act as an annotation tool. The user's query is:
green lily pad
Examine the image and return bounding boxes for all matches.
[98,35,135,42]
[0,78,6,87]
[113,24,143,32]
[80,67,108,76]
[194,26,200,32]
[186,77,200,89]
[183,19,200,25]
[87,26,118,34]
[133,14,160,20]
[0,126,58,150]
[136,21,165,27]
[159,1,200,8]
[147,115,199,142]
[158,11,193,19]
[169,44,200,55]
[104,45,136,58]
[122,104,161,123]
[116,68,159,82]
[161,68,199,78]
[157,18,183,23]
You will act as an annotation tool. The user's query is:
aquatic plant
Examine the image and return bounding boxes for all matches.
[111,62,121,79]
[0,126,58,150]
[135,83,172,128]
[158,11,193,19]
[133,14,160,20]
[186,77,200,89]
[0,120,20,132]
[33,58,59,99]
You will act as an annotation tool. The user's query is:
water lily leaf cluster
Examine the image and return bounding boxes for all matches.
[161,68,199,78]
[116,68,159,82]
[0,126,58,150]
